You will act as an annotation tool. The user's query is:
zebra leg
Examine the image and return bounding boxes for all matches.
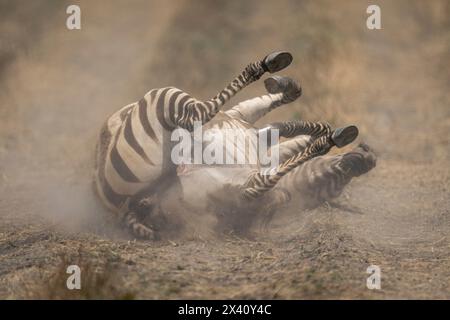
[257,120,331,159]
[277,135,313,163]
[263,75,302,104]
[261,120,332,141]
[123,211,157,240]
[225,94,284,124]
[243,125,359,200]
[134,194,169,231]
[225,76,301,124]
[175,51,293,131]
[123,172,181,239]
[135,194,158,213]
[119,199,157,240]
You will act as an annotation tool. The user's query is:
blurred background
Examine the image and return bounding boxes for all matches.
[0,0,449,299]
[1,0,448,181]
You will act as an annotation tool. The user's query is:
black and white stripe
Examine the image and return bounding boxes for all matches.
[275,142,377,209]
[94,55,277,238]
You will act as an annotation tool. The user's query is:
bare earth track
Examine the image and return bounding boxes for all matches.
[0,0,449,299]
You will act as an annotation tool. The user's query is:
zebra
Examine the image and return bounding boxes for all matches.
[175,76,375,234]
[94,51,296,239]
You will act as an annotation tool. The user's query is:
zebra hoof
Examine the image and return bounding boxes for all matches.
[132,222,158,240]
[129,222,159,240]
[262,51,293,73]
[137,196,157,211]
[264,75,302,101]
[331,125,359,148]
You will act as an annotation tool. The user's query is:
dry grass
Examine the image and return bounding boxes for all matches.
[19,247,135,300]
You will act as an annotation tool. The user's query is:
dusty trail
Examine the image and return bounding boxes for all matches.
[0,0,449,299]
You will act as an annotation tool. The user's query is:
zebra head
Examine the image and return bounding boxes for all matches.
[340,142,377,177]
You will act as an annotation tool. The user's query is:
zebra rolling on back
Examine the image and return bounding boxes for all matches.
[94,51,295,239]
[94,51,374,238]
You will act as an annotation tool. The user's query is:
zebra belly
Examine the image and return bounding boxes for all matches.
[179,167,252,211]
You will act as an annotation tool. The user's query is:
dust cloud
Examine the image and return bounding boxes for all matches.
[0,0,181,233]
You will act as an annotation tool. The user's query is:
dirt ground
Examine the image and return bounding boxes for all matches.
[0,0,449,299]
